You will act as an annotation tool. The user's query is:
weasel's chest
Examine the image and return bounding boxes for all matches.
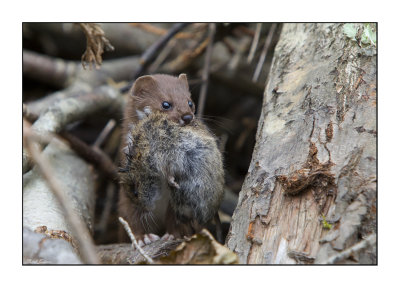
[152,179,171,229]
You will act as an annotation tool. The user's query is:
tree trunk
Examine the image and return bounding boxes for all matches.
[226,23,376,264]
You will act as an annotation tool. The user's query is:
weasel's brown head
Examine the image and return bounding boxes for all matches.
[131,74,195,125]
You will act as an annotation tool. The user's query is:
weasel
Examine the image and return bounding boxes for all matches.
[118,74,224,243]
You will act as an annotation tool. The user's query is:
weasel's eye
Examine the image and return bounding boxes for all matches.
[162,101,172,110]
[188,101,193,108]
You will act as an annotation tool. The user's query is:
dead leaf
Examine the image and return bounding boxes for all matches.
[157,229,238,264]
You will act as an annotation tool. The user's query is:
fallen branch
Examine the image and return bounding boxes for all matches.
[93,119,117,148]
[323,234,376,264]
[148,40,177,73]
[130,23,196,39]
[23,85,121,174]
[118,217,154,264]
[162,36,209,73]
[96,183,116,240]
[247,23,262,63]
[23,50,78,88]
[23,227,81,264]
[60,132,119,183]
[137,23,191,75]
[252,23,277,82]
[121,23,191,93]
[24,49,139,116]
[24,123,100,264]
[23,105,119,183]
[96,240,182,264]
[197,23,216,117]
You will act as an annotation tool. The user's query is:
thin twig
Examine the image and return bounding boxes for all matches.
[228,36,252,71]
[97,183,116,238]
[163,37,209,72]
[252,23,277,82]
[324,234,376,264]
[214,212,223,244]
[60,132,119,183]
[23,85,120,174]
[23,123,100,264]
[236,25,255,37]
[130,23,195,39]
[93,119,117,148]
[148,39,177,73]
[120,23,191,94]
[139,23,190,70]
[23,105,119,183]
[247,23,262,63]
[118,217,154,264]
[197,23,216,117]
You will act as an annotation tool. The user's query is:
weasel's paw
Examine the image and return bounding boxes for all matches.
[161,233,175,241]
[167,176,180,189]
[137,233,174,247]
[138,233,160,247]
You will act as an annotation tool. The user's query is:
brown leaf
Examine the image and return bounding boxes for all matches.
[157,229,238,264]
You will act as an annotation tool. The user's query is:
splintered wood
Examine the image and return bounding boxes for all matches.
[226,24,376,264]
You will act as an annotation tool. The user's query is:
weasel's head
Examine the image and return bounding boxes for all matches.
[131,74,195,126]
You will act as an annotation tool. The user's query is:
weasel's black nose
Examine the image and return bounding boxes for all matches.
[182,114,193,125]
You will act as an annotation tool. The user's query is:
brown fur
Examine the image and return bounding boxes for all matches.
[118,74,223,242]
[122,74,195,141]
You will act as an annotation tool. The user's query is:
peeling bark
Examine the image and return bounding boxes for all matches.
[226,23,376,264]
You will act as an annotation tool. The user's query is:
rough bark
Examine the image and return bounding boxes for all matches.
[226,23,376,264]
[96,241,182,264]
[23,227,82,264]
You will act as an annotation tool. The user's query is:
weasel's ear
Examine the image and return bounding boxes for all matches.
[132,75,156,96]
[178,73,189,89]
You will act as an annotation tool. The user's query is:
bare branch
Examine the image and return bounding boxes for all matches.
[23,50,78,87]
[23,124,100,264]
[148,40,177,73]
[252,23,277,82]
[60,132,119,183]
[197,23,216,117]
[162,37,209,72]
[93,119,117,148]
[96,183,116,239]
[323,234,376,264]
[118,217,154,264]
[130,23,197,39]
[23,227,81,264]
[23,104,119,183]
[247,23,262,63]
[23,85,121,174]
[96,240,182,264]
[120,23,191,93]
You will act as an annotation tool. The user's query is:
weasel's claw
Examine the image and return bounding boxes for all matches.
[141,233,161,246]
[144,233,160,244]
[161,233,175,241]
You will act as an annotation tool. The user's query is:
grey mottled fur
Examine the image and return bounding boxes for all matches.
[120,112,224,232]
